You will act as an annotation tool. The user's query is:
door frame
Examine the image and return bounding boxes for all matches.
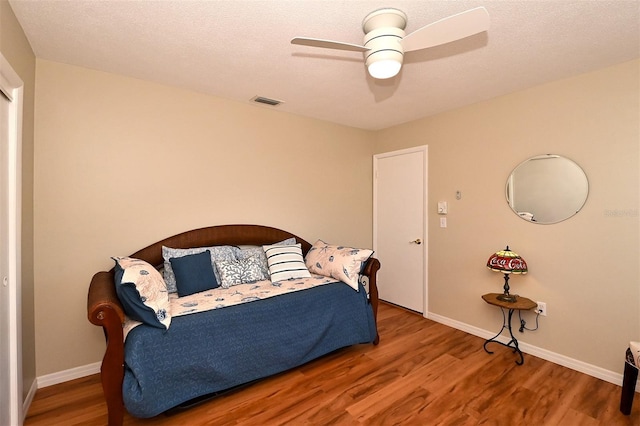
[1,52,24,425]
[373,145,428,318]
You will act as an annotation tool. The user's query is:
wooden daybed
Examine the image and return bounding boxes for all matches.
[87,224,380,425]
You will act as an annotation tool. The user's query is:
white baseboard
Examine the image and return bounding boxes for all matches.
[37,362,101,388]
[427,312,640,391]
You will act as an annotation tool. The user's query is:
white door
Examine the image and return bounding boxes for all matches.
[1,53,23,426]
[0,77,10,426]
[373,146,427,314]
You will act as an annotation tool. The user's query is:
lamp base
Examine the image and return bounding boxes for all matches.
[496,293,518,303]
[496,273,517,303]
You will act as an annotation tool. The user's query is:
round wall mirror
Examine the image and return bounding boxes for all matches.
[506,154,589,224]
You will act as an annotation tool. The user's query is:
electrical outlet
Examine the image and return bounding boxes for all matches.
[536,301,547,316]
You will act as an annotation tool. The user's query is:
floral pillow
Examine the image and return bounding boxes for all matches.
[236,237,296,279]
[112,256,171,330]
[304,240,373,291]
[215,257,268,288]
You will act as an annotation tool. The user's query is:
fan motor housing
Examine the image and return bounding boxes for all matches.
[362,8,407,72]
[363,27,405,67]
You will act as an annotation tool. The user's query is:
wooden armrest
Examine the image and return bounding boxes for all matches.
[88,271,124,326]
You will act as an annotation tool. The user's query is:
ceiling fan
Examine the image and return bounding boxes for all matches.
[291,7,490,79]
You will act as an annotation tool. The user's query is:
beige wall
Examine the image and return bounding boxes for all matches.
[28,47,640,377]
[0,0,36,400]
[33,59,375,375]
[374,59,640,373]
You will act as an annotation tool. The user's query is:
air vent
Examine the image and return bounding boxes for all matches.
[251,96,283,106]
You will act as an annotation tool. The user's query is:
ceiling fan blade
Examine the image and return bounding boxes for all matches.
[401,7,490,52]
[291,37,369,52]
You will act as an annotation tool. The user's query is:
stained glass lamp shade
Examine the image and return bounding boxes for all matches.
[486,246,528,302]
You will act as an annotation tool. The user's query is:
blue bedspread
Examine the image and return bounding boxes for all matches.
[123,281,377,418]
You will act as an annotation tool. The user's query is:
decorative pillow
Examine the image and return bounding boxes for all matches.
[305,240,374,291]
[236,237,296,278]
[112,256,171,330]
[215,256,268,288]
[162,245,238,293]
[169,251,219,297]
[262,243,311,282]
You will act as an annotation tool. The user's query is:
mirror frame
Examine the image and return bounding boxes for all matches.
[506,154,589,224]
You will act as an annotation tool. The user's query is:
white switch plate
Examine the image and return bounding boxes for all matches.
[440,217,447,228]
[437,201,448,214]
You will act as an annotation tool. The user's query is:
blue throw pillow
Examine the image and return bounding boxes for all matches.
[169,250,219,297]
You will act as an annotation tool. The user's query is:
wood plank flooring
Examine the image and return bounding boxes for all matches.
[26,302,640,425]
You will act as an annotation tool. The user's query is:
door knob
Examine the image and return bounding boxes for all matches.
[410,239,422,245]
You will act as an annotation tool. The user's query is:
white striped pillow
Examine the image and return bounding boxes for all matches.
[262,243,311,282]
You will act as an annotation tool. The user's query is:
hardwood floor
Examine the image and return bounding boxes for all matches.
[26,302,639,425]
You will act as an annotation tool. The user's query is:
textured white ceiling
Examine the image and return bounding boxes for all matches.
[8,0,640,130]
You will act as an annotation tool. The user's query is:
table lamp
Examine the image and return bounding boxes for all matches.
[486,246,528,302]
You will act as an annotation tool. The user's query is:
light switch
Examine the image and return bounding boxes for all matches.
[440,217,447,228]
[437,201,448,214]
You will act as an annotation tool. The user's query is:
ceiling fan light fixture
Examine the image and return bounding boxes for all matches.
[291,7,490,81]
[366,50,403,79]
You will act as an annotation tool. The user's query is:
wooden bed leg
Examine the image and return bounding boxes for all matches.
[98,307,125,426]
[106,396,124,426]
[102,359,125,426]
[621,361,638,415]
[88,271,126,426]
[365,258,381,346]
